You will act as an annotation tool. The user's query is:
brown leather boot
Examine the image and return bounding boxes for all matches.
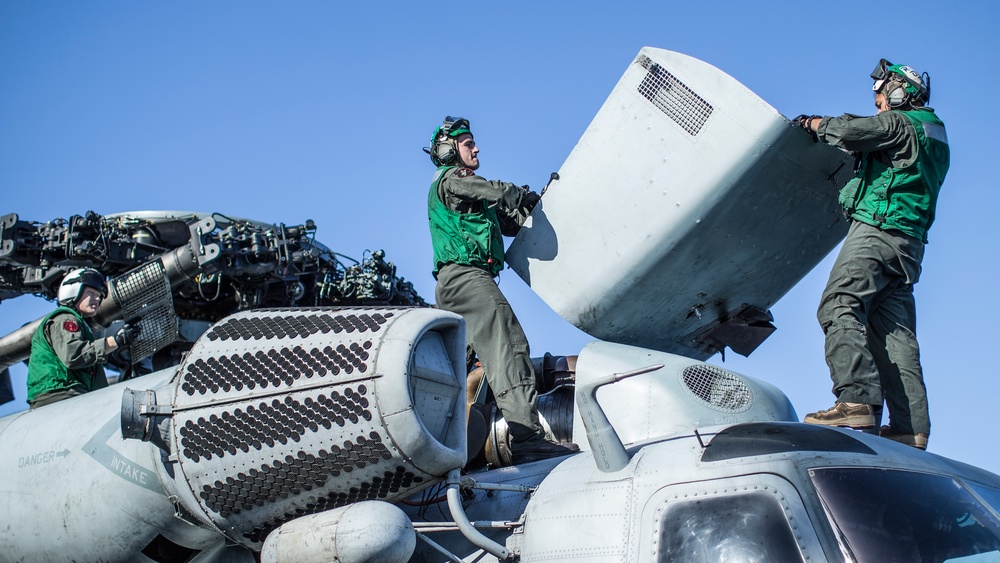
[879,426,928,450]
[803,402,877,429]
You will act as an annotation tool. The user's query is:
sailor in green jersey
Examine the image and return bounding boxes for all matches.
[425,116,579,463]
[27,268,141,409]
[795,60,950,450]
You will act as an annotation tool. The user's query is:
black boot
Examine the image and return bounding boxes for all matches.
[511,438,580,464]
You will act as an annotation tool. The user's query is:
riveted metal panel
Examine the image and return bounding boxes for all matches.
[507,47,854,359]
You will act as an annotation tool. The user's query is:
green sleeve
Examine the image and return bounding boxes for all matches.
[439,167,529,213]
[817,112,918,167]
[46,313,108,369]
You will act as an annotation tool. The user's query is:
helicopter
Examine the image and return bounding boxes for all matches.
[2,47,997,563]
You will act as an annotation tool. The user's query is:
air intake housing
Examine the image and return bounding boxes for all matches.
[127,306,467,548]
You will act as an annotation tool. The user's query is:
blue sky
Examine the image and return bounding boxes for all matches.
[2,2,998,471]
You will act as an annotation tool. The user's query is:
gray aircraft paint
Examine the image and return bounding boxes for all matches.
[4,48,1000,563]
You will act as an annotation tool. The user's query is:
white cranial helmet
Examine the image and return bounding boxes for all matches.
[57,267,107,306]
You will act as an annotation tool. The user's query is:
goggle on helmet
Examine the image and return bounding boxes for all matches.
[870,58,931,104]
[436,116,471,140]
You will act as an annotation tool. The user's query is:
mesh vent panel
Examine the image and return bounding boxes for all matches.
[637,54,713,136]
[206,312,393,341]
[196,430,397,518]
[241,465,423,543]
[180,341,372,396]
[112,260,171,317]
[179,388,372,461]
[681,364,752,413]
[130,304,176,361]
[110,260,177,362]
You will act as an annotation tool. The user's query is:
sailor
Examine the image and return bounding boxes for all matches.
[424,116,579,463]
[796,60,950,450]
[26,268,140,409]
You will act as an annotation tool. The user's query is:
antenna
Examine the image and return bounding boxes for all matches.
[540,172,560,196]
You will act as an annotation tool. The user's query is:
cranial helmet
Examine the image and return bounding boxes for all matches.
[871,58,931,108]
[424,116,472,166]
[57,267,107,306]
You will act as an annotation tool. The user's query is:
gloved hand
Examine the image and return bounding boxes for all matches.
[113,323,142,348]
[522,190,541,212]
[792,114,821,141]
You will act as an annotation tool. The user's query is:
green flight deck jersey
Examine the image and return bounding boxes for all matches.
[27,306,109,402]
[428,166,507,278]
[821,108,949,243]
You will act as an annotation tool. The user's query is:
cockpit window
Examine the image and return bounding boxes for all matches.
[968,483,1000,520]
[810,468,1000,562]
[656,492,803,562]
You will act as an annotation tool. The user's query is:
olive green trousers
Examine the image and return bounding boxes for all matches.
[817,221,929,435]
[435,263,543,443]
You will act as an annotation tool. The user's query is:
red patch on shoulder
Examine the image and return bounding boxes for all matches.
[455,168,475,178]
[62,320,80,333]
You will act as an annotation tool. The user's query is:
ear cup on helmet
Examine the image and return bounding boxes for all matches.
[886,82,908,108]
[426,117,472,166]
[434,139,457,165]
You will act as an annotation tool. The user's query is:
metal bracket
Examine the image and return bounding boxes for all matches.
[140,403,174,416]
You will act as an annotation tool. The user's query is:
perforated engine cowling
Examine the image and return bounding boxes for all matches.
[166,307,467,548]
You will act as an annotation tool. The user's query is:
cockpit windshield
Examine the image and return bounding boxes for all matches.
[810,468,1000,562]
[969,483,1000,520]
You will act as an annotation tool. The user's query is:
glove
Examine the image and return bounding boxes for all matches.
[522,190,541,213]
[113,323,142,348]
[792,114,821,142]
